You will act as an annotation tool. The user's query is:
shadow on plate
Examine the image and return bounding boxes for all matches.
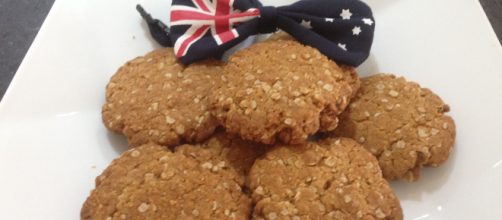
[390,143,458,201]
[357,53,379,77]
[106,131,129,154]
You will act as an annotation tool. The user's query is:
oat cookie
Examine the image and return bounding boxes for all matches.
[333,74,456,181]
[176,132,268,178]
[81,144,250,220]
[248,138,403,220]
[102,48,222,147]
[210,39,353,145]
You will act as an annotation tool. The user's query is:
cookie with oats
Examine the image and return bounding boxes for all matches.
[332,73,456,181]
[210,39,353,145]
[175,132,268,179]
[102,48,222,147]
[81,144,251,220]
[248,138,403,220]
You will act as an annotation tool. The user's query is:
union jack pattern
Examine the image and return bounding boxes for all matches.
[170,0,260,57]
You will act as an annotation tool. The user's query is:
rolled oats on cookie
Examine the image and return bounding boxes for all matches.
[249,137,403,220]
[267,32,361,98]
[210,39,353,145]
[102,48,222,147]
[81,144,251,220]
[175,132,268,179]
[333,73,456,181]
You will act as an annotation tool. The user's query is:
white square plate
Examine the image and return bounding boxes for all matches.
[1,0,501,219]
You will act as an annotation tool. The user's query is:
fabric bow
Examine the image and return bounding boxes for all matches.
[138,0,375,66]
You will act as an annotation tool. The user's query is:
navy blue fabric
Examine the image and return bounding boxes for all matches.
[142,0,375,66]
[136,5,173,47]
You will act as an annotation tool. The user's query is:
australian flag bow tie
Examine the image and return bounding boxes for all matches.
[138,0,375,66]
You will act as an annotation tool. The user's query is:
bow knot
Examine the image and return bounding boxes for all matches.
[258,6,278,33]
[139,0,375,66]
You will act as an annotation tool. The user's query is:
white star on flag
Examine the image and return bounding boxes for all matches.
[325,18,334,22]
[300,20,312,29]
[352,26,362,35]
[340,9,352,20]
[338,43,347,51]
[362,18,374,26]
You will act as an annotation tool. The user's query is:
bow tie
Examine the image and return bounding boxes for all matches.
[137,0,375,66]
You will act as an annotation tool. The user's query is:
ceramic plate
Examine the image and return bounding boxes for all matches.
[1,0,501,219]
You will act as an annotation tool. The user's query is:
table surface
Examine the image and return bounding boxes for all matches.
[0,0,501,101]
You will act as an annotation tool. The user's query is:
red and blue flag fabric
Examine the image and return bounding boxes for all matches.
[138,0,375,66]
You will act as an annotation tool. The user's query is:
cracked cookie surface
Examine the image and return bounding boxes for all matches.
[332,74,456,181]
[210,39,353,145]
[102,48,222,147]
[81,144,250,220]
[248,138,403,220]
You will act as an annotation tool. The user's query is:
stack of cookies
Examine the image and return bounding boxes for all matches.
[82,35,455,220]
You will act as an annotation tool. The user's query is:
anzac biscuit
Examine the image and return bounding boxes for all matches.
[81,144,251,220]
[333,74,456,181]
[210,39,353,145]
[102,48,222,147]
[248,138,403,220]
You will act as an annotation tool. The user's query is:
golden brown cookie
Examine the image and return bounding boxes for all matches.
[175,132,268,178]
[102,48,222,147]
[266,32,361,98]
[210,39,353,145]
[248,138,403,220]
[333,74,456,181]
[81,144,251,220]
